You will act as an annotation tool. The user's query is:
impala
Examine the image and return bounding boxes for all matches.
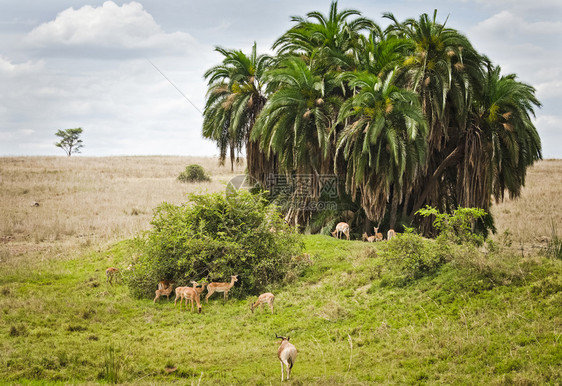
[174,286,201,313]
[331,222,350,240]
[276,334,297,381]
[251,293,275,314]
[154,281,174,303]
[105,267,119,286]
[158,280,173,290]
[362,232,376,243]
[373,227,383,242]
[205,275,238,303]
[191,281,207,296]
[387,229,396,240]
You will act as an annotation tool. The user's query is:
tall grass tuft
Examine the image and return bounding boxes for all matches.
[101,344,122,384]
[546,218,562,259]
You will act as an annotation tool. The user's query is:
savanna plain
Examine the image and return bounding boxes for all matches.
[1,156,561,384]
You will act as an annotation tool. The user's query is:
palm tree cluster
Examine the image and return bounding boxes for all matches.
[202,2,541,232]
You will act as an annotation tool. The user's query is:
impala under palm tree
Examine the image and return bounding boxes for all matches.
[201,3,542,236]
[336,69,427,225]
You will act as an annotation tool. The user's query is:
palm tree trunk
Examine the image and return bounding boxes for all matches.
[411,144,464,215]
[402,189,411,218]
[389,189,400,228]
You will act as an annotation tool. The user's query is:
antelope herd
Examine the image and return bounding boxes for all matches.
[101,219,401,381]
[149,277,240,314]
[333,222,397,242]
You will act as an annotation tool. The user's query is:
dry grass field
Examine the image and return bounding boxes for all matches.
[1,156,560,267]
[0,156,245,266]
[492,159,562,253]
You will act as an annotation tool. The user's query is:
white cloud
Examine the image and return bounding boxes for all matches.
[0,56,44,75]
[535,115,562,159]
[536,80,562,100]
[1,0,561,158]
[473,0,562,16]
[25,1,201,57]
[474,10,562,38]
[469,8,562,86]
[19,129,35,136]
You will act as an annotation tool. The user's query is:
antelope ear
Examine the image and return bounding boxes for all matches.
[287,336,290,341]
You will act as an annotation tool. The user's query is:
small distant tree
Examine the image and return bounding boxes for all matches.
[177,164,211,183]
[55,128,84,156]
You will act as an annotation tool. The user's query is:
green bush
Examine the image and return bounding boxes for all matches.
[124,189,303,298]
[416,206,490,245]
[378,229,446,286]
[177,164,211,183]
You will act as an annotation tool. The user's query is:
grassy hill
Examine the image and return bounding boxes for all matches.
[0,157,561,384]
[1,234,560,384]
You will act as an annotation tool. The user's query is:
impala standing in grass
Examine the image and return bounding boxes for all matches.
[276,334,297,381]
[153,280,174,302]
[205,275,238,303]
[105,267,119,286]
[373,227,384,242]
[191,281,207,297]
[251,293,275,314]
[174,286,202,313]
[331,222,350,240]
[362,232,376,243]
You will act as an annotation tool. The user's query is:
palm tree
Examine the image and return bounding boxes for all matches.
[386,10,484,145]
[252,56,341,224]
[202,82,239,170]
[384,10,488,220]
[336,69,427,225]
[203,43,272,175]
[201,6,542,236]
[354,31,412,77]
[463,64,542,208]
[273,1,375,72]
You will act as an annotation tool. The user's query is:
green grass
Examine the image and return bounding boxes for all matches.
[1,235,561,384]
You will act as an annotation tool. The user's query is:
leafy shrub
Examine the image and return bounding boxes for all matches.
[124,189,303,298]
[378,229,446,286]
[416,206,491,245]
[177,164,210,183]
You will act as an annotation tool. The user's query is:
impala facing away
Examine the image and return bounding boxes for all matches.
[373,227,384,242]
[251,293,275,314]
[105,267,119,286]
[174,286,201,313]
[276,334,297,381]
[205,275,238,303]
[387,229,396,240]
[153,280,174,302]
[331,222,350,240]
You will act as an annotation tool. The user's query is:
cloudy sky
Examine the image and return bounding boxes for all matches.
[1,0,561,158]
